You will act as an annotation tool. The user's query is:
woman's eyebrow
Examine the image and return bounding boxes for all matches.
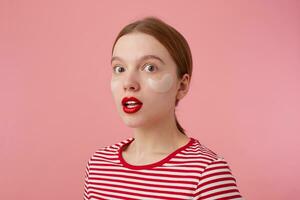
[111,55,165,65]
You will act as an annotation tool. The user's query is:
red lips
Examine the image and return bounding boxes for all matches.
[122,96,143,114]
[122,96,142,105]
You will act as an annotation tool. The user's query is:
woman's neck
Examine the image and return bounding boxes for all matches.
[128,119,189,157]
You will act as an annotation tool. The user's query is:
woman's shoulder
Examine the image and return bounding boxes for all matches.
[89,137,133,157]
[185,138,235,176]
[188,137,224,161]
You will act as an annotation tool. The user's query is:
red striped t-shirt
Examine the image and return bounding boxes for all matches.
[83,137,243,200]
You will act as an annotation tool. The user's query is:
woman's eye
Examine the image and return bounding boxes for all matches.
[113,65,125,73]
[144,63,157,72]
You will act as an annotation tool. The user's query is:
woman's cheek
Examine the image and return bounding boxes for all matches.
[110,78,121,93]
[146,73,174,93]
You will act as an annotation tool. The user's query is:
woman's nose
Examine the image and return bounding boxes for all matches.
[123,73,140,92]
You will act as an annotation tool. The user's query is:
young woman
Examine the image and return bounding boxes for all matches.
[84,16,243,200]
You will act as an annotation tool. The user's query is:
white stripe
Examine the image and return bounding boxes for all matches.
[201,186,238,197]
[97,151,118,155]
[88,187,193,200]
[178,152,216,159]
[176,154,213,158]
[198,174,236,184]
[88,175,196,187]
[89,160,120,164]
[88,179,193,193]
[202,168,231,176]
[92,154,119,159]
[194,180,237,193]
[89,170,199,182]
[89,193,120,200]
[205,191,242,200]
[89,166,201,177]
[156,165,205,171]
[171,157,214,162]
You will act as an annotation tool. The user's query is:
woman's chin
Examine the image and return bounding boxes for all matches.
[123,120,142,128]
[121,117,149,128]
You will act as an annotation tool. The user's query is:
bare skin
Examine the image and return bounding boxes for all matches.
[122,131,190,166]
[111,33,191,166]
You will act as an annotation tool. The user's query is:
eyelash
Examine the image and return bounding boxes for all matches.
[113,63,157,74]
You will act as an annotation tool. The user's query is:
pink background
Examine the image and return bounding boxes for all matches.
[1,0,299,199]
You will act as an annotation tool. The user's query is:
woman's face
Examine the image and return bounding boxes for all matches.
[111,32,182,128]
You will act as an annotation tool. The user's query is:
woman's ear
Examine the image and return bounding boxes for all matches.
[176,73,190,100]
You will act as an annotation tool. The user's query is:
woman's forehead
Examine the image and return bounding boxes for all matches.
[112,33,171,63]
